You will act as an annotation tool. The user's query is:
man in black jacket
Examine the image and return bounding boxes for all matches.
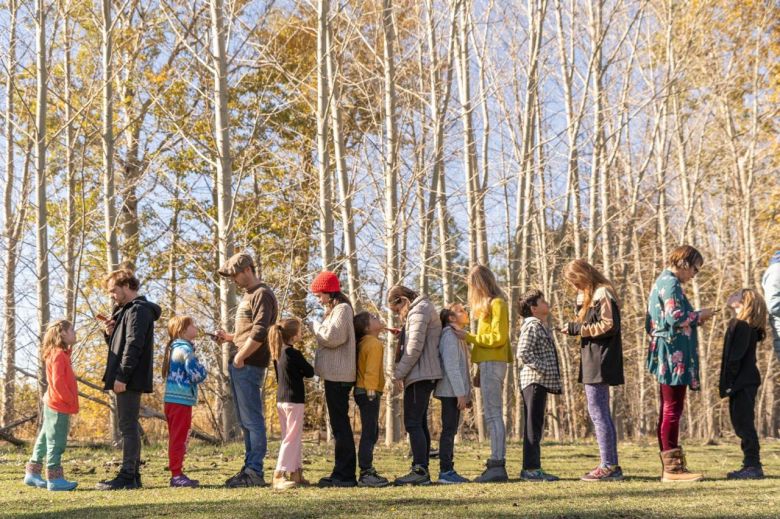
[96,269,161,491]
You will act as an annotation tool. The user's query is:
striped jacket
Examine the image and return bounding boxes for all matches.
[516,317,562,394]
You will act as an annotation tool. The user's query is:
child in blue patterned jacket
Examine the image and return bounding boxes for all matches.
[162,316,208,487]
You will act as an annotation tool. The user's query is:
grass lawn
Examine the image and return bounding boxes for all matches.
[1,438,779,518]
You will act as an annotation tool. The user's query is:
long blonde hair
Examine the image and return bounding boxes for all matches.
[731,288,768,331]
[467,265,505,319]
[563,259,618,322]
[269,318,301,361]
[41,320,72,362]
[162,315,194,378]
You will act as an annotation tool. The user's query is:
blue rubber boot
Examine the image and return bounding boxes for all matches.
[46,467,78,491]
[23,462,47,489]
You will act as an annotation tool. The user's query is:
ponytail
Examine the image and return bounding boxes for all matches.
[269,318,302,361]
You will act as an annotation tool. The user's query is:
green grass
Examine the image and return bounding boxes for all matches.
[2,438,779,518]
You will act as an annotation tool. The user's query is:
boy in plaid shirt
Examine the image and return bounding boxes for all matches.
[516,289,562,481]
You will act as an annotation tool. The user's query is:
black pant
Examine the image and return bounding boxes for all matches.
[438,397,460,472]
[729,385,761,467]
[354,391,380,471]
[325,381,356,481]
[403,380,436,469]
[116,390,142,475]
[522,384,548,470]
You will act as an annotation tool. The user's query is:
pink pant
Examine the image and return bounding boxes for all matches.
[276,403,305,472]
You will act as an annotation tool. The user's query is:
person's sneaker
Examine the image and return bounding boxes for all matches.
[437,470,469,484]
[224,469,245,487]
[226,467,266,488]
[581,464,624,482]
[520,469,560,482]
[317,475,358,488]
[23,462,47,489]
[474,459,509,483]
[358,468,390,488]
[727,466,764,480]
[170,474,200,488]
[96,471,139,490]
[394,465,431,486]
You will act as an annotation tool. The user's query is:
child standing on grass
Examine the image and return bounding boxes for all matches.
[435,304,472,484]
[24,320,79,491]
[720,288,768,480]
[516,290,562,482]
[353,312,391,487]
[163,316,208,488]
[271,318,314,490]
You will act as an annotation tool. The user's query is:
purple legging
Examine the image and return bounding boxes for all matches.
[584,383,619,466]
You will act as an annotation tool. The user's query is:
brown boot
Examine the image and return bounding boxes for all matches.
[660,447,703,482]
[272,470,297,490]
[292,468,310,486]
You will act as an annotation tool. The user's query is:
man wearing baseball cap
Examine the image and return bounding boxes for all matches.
[216,252,279,487]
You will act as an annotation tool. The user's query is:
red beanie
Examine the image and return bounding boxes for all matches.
[311,271,341,293]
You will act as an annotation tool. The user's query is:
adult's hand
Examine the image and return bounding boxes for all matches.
[233,356,245,369]
[104,319,116,336]
[215,329,233,344]
[113,380,127,394]
[698,308,714,323]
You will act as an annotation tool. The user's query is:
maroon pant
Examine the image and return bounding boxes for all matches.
[165,403,192,477]
[657,384,686,451]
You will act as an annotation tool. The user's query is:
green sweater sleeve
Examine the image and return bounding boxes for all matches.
[466,298,509,349]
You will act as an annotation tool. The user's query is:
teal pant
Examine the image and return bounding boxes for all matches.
[30,405,71,469]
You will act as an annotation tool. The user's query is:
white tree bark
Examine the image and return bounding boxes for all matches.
[317,0,334,270]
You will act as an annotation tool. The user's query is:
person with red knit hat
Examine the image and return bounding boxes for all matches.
[307,271,357,487]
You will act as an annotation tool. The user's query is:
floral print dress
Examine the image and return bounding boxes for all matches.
[645,269,701,389]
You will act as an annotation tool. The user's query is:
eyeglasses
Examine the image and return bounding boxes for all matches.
[692,265,700,276]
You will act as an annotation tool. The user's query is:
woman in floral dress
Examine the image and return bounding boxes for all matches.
[645,245,714,482]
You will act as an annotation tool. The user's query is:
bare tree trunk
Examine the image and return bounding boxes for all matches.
[317,0,334,270]
[102,0,119,271]
[62,2,77,323]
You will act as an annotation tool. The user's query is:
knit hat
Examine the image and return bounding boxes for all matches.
[311,271,340,293]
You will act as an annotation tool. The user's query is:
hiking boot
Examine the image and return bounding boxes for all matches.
[317,475,358,488]
[226,467,266,488]
[474,459,509,483]
[394,465,431,486]
[170,474,200,488]
[660,447,703,482]
[135,472,142,488]
[46,467,78,491]
[23,462,47,489]
[581,465,623,482]
[272,470,297,490]
[96,470,139,490]
[358,467,390,488]
[437,470,470,484]
[727,465,764,480]
[521,469,560,482]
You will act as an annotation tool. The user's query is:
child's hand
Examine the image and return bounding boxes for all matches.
[457,396,468,410]
[394,379,404,393]
[368,389,377,401]
[558,325,570,335]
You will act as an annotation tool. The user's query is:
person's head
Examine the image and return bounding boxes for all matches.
[162,316,198,378]
[562,259,617,321]
[440,303,469,329]
[218,252,258,290]
[667,245,704,284]
[41,319,76,362]
[387,285,418,321]
[105,268,140,306]
[310,271,352,309]
[467,265,505,319]
[518,289,549,320]
[268,318,302,361]
[728,288,768,331]
[354,311,384,343]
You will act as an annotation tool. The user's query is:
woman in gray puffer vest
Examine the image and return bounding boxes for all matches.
[389,285,442,486]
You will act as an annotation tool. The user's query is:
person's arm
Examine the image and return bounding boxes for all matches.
[116,306,150,384]
[290,348,315,378]
[235,290,274,363]
[466,298,509,348]
[723,321,752,393]
[47,352,69,406]
[313,304,350,348]
[362,338,383,390]
[440,332,467,397]
[568,292,617,338]
[184,349,208,385]
[661,278,700,330]
[764,266,780,318]
[517,324,542,368]
[394,307,427,380]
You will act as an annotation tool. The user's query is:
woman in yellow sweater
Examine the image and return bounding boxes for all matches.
[455,265,511,482]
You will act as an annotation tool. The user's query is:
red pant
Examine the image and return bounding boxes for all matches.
[165,403,192,476]
[657,384,686,451]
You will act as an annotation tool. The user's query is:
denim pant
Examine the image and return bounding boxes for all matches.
[325,381,357,481]
[30,405,70,469]
[438,397,460,473]
[116,390,142,474]
[354,391,380,471]
[404,380,436,469]
[479,361,507,461]
[229,363,267,475]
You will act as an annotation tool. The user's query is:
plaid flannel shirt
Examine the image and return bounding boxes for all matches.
[516,317,563,394]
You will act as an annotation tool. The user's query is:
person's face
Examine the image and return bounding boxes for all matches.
[230,267,253,289]
[62,325,77,346]
[315,292,330,306]
[107,280,132,306]
[679,261,701,283]
[291,328,303,343]
[368,314,385,335]
[388,299,407,316]
[451,304,470,327]
[531,297,550,319]
[184,322,198,341]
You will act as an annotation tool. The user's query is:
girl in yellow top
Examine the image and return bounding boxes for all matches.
[353,311,389,487]
[455,265,511,482]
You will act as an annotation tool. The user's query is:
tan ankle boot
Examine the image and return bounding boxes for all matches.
[292,468,310,486]
[660,447,703,482]
[272,470,297,490]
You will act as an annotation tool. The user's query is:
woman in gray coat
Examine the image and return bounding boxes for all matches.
[389,285,442,486]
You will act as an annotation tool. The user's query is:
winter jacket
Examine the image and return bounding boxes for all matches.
[275,346,315,404]
[356,335,385,392]
[719,318,764,398]
[762,257,780,359]
[163,339,207,407]
[102,296,162,393]
[467,298,512,364]
[517,317,562,394]
[46,349,79,414]
[394,295,442,386]
[435,325,471,399]
[313,303,356,382]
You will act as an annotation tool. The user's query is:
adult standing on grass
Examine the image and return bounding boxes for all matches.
[216,252,278,488]
[762,250,780,360]
[309,271,358,488]
[645,245,713,482]
[97,269,161,491]
[389,285,442,486]
[454,265,511,483]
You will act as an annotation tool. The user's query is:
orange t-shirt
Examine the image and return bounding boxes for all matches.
[46,349,79,414]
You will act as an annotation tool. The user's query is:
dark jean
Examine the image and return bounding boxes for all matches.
[522,384,548,470]
[229,363,267,475]
[355,390,381,471]
[325,381,357,482]
[404,380,436,469]
[116,390,142,475]
[438,397,460,473]
[729,385,761,468]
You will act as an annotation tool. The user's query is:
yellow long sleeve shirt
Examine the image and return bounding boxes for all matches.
[467,297,512,364]
[356,335,385,392]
